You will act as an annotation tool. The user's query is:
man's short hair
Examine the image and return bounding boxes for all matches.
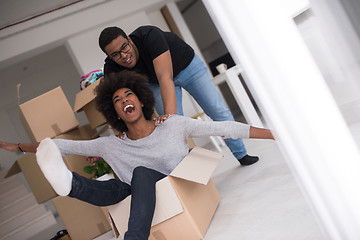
[99,26,127,54]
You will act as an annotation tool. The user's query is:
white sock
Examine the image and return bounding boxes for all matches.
[36,138,72,196]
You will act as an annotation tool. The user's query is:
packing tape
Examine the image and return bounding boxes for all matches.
[151,230,167,240]
[97,222,106,234]
[17,83,21,105]
[51,124,62,136]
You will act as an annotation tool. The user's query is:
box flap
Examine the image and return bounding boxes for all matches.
[152,177,183,226]
[54,124,98,140]
[170,147,223,185]
[107,196,131,238]
[74,78,102,112]
[108,213,120,238]
[107,177,183,238]
[5,161,21,178]
[17,153,57,203]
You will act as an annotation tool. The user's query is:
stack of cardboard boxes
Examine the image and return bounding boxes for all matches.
[6,84,111,240]
[7,79,224,240]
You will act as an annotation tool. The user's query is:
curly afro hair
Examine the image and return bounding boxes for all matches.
[95,71,155,133]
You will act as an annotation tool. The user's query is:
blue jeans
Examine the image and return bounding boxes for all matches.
[148,54,247,159]
[69,167,166,240]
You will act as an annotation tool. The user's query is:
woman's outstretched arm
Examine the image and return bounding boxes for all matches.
[179,115,275,140]
[0,141,39,153]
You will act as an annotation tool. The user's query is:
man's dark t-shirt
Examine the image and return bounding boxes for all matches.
[103,26,195,84]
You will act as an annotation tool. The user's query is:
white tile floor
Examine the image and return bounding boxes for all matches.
[96,138,327,240]
[205,140,325,240]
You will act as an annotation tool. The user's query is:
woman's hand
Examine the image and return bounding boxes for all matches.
[249,127,275,140]
[0,141,20,153]
[0,141,38,153]
[153,114,173,124]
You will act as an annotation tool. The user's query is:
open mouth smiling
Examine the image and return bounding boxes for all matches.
[124,104,135,114]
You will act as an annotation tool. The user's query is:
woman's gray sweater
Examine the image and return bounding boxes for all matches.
[53,115,250,185]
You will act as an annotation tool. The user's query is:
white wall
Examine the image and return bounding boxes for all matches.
[295,9,360,126]
[0,0,167,69]
[65,11,152,75]
[0,46,86,169]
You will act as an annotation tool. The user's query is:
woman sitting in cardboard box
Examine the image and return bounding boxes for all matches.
[0,71,274,240]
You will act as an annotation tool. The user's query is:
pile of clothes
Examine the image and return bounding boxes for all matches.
[80,69,103,90]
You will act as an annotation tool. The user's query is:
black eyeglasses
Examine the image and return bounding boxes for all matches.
[110,41,131,61]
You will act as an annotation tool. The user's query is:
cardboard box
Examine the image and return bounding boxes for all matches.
[54,123,99,141]
[74,78,107,129]
[5,153,94,204]
[5,125,99,203]
[107,147,223,240]
[6,153,57,203]
[19,86,79,142]
[52,196,112,240]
